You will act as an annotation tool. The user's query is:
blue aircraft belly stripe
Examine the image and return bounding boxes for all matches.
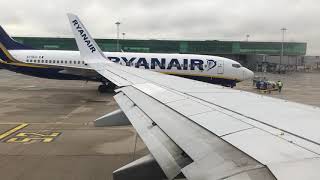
[0,62,89,80]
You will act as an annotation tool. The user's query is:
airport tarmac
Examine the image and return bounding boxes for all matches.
[236,72,320,107]
[0,70,147,180]
[0,69,320,180]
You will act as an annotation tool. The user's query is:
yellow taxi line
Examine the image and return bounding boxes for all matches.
[0,123,28,140]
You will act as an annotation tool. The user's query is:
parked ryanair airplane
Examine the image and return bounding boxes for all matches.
[0,26,253,92]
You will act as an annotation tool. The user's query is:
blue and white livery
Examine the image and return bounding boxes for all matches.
[0,25,253,92]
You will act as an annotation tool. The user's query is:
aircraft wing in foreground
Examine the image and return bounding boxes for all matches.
[68,13,320,180]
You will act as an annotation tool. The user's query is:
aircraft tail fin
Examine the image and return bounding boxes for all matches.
[0,26,34,50]
[67,13,108,64]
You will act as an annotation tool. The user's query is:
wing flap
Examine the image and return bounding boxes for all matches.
[116,85,276,179]
[182,158,273,180]
[114,91,188,179]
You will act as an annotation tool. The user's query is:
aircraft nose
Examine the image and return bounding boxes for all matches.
[243,68,254,80]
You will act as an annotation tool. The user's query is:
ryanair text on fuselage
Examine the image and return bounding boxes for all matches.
[108,57,217,71]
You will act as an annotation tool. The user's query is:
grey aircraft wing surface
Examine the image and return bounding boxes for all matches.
[67,13,320,180]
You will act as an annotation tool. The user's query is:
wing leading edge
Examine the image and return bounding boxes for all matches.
[67,13,320,180]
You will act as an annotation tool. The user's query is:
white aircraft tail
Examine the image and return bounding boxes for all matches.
[67,13,108,63]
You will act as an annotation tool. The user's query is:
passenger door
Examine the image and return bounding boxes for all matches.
[217,60,224,74]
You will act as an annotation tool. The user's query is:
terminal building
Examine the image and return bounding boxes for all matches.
[13,37,307,72]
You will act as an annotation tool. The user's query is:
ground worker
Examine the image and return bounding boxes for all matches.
[277,80,283,93]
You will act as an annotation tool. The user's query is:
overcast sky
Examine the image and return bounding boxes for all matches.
[1,0,319,55]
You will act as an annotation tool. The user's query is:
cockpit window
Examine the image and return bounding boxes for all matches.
[232,64,241,68]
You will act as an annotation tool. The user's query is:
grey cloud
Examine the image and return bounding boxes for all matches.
[0,0,319,54]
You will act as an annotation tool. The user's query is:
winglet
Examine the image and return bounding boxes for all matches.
[67,13,107,62]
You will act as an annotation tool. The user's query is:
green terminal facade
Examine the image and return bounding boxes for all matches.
[13,37,307,70]
[13,37,307,55]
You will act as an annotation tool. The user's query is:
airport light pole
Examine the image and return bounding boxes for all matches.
[122,32,126,40]
[246,34,250,42]
[115,22,121,51]
[280,28,287,73]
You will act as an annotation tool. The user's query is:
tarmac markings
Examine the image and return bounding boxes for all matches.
[0,123,28,140]
[7,132,61,143]
[0,123,61,143]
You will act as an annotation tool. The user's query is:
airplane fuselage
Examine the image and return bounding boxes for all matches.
[3,50,253,86]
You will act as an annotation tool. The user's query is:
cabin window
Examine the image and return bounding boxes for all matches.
[82,61,84,64]
[69,61,72,64]
[49,60,52,63]
[78,61,80,64]
[57,60,59,63]
[41,60,44,63]
[45,60,48,63]
[53,60,56,63]
[38,60,40,63]
[74,61,76,64]
[232,64,241,68]
[65,61,67,64]
[26,60,29,62]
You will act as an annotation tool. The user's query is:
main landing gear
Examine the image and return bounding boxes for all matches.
[222,82,236,88]
[98,82,116,93]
